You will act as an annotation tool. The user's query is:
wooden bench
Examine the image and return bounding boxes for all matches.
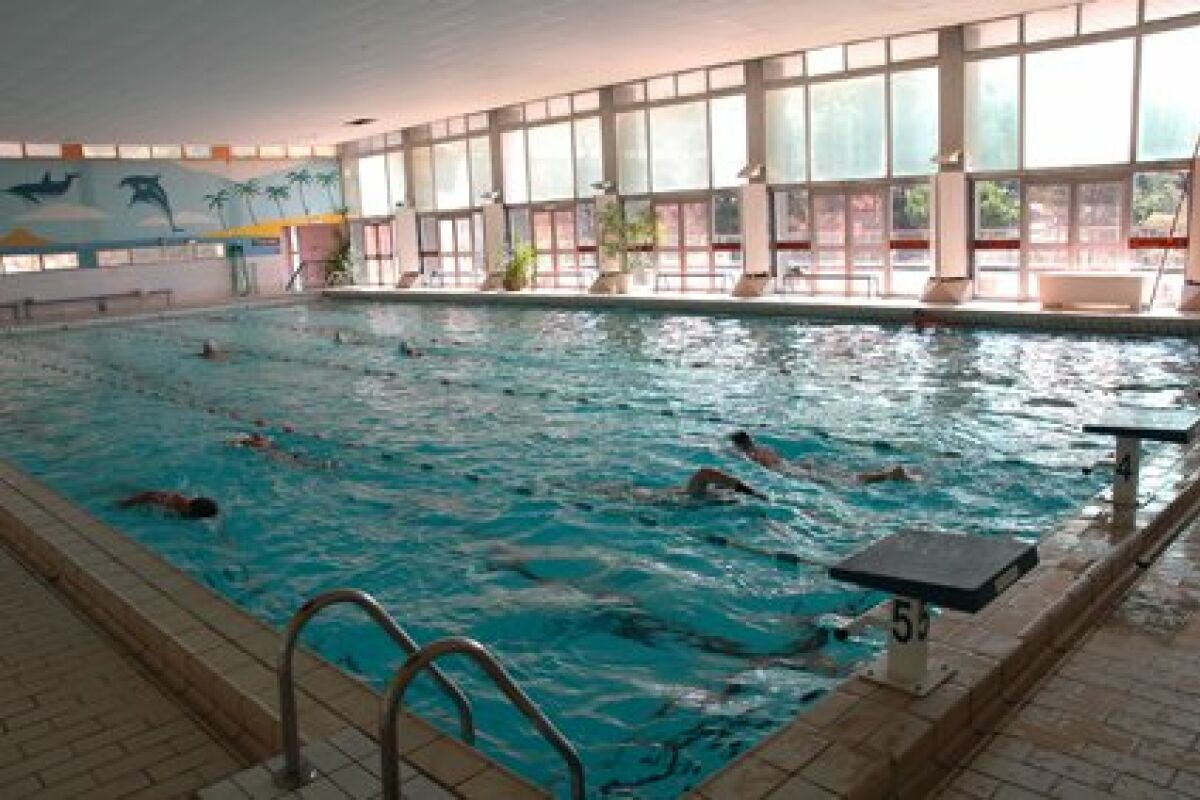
[1083,410,1200,527]
[23,289,173,319]
[830,531,1038,695]
[1037,272,1146,312]
[780,270,879,298]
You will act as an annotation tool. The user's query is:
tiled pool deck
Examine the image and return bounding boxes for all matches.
[3,295,1200,798]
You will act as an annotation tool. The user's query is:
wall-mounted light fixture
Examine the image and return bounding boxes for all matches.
[736,163,764,182]
[479,190,502,203]
[933,149,962,167]
[394,200,406,208]
[590,179,615,194]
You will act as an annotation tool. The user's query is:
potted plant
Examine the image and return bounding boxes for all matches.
[593,201,656,294]
[502,237,537,291]
[324,234,356,287]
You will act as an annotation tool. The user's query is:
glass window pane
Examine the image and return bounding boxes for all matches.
[1139,26,1200,162]
[574,117,603,198]
[810,75,885,181]
[617,111,649,194]
[434,140,470,210]
[764,54,804,81]
[656,204,680,247]
[573,91,600,113]
[118,145,151,159]
[807,46,844,76]
[150,145,181,159]
[387,151,406,209]
[649,101,708,192]
[554,210,576,250]
[766,87,807,184]
[677,70,707,96]
[508,208,531,246]
[468,113,489,131]
[357,154,390,217]
[83,144,117,159]
[890,32,938,61]
[1132,172,1189,237]
[183,144,211,159]
[41,253,78,270]
[891,68,938,176]
[773,189,810,241]
[533,211,554,250]
[430,120,448,139]
[502,130,528,205]
[847,39,886,70]
[1081,0,1137,32]
[891,184,931,239]
[24,143,62,158]
[974,179,1021,240]
[548,96,571,118]
[713,192,741,243]
[1024,6,1078,42]
[577,202,596,245]
[469,136,492,200]
[710,94,747,189]
[525,101,547,123]
[708,64,745,90]
[1028,185,1070,244]
[614,82,645,105]
[965,17,1020,50]
[528,121,574,201]
[1145,0,1200,21]
[647,76,675,100]
[3,255,40,273]
[682,202,709,246]
[411,147,435,212]
[965,57,1019,172]
[1025,39,1134,169]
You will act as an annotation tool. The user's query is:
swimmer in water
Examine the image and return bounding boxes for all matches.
[199,340,225,360]
[730,430,917,484]
[398,340,423,358]
[685,467,768,500]
[229,432,329,468]
[118,492,218,519]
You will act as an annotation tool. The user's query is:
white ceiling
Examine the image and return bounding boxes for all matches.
[0,0,1057,147]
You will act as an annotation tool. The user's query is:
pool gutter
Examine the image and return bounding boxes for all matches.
[325,287,1200,337]
[0,460,548,799]
[685,442,1200,798]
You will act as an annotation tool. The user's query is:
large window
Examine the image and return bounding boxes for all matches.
[766,87,807,184]
[504,118,602,203]
[618,95,747,194]
[1138,25,1200,161]
[527,122,575,201]
[809,75,886,181]
[1024,39,1135,169]
[964,57,1019,172]
[433,140,470,210]
[890,69,938,177]
[357,154,390,217]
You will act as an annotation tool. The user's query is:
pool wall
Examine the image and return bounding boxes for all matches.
[0,459,547,799]
[686,440,1200,798]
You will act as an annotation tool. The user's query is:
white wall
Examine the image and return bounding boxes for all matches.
[0,255,291,312]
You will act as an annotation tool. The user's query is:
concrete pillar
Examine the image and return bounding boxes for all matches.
[488,110,505,202]
[921,26,972,304]
[1179,156,1200,310]
[599,87,618,191]
[394,207,420,275]
[741,183,770,276]
[482,202,507,275]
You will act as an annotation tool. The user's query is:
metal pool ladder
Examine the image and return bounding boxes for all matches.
[381,635,585,800]
[273,589,476,789]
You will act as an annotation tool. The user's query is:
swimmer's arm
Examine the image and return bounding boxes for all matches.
[687,468,767,500]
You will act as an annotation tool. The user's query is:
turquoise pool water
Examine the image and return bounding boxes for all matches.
[0,301,1193,797]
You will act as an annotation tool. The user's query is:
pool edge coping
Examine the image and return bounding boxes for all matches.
[0,460,550,800]
[684,444,1200,799]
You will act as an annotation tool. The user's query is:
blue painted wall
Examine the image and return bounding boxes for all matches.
[0,157,342,254]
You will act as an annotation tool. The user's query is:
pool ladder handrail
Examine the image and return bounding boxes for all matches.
[273,589,476,790]
[381,636,585,800]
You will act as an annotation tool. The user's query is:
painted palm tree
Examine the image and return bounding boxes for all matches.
[232,179,261,225]
[286,168,312,216]
[265,185,291,218]
[203,188,231,229]
[316,171,341,211]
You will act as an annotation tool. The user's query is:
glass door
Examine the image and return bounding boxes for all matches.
[420,213,479,287]
[849,189,885,296]
[360,220,395,286]
[1023,182,1071,298]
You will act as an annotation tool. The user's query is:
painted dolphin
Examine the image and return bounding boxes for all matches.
[5,171,81,204]
[119,175,183,232]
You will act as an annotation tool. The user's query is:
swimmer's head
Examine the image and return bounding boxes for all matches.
[730,430,754,452]
[201,340,221,357]
[186,497,219,519]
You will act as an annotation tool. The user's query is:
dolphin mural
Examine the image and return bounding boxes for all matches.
[5,171,81,204]
[119,175,183,232]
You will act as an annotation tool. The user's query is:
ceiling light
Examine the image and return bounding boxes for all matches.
[344,118,377,127]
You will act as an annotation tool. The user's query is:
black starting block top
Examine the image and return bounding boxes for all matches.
[829,531,1038,614]
[1083,409,1200,445]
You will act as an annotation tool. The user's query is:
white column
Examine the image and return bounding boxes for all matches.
[921,171,973,303]
[394,207,420,274]
[482,202,507,275]
[1180,156,1200,310]
[741,182,770,276]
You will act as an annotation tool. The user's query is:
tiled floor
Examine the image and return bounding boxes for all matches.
[0,541,246,799]
[939,513,1200,799]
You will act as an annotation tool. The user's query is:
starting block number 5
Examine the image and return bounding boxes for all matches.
[892,598,930,644]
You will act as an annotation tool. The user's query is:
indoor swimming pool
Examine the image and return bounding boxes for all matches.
[0,300,1194,798]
